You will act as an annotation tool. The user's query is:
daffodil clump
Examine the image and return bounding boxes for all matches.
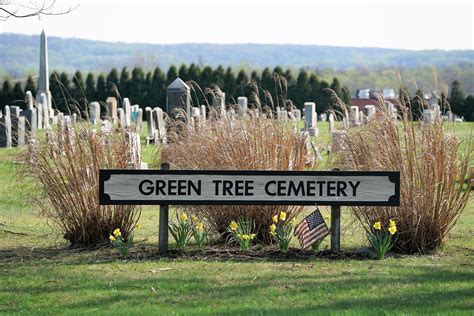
[368,219,398,259]
[269,211,294,253]
[169,212,194,252]
[191,215,208,249]
[228,218,256,251]
[109,225,141,258]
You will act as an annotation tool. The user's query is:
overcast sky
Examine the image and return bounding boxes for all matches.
[0,0,473,50]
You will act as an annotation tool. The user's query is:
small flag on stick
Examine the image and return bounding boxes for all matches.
[294,208,330,250]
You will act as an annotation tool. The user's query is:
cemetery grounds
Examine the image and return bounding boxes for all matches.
[0,121,473,315]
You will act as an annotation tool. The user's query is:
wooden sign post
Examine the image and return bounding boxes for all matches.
[99,166,400,254]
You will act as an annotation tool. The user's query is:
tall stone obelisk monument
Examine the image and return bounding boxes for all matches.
[36,30,52,113]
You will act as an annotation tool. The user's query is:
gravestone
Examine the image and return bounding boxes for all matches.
[11,115,25,147]
[145,107,155,145]
[387,102,397,121]
[10,106,21,117]
[64,115,75,147]
[328,113,335,133]
[72,113,77,124]
[37,103,43,129]
[123,98,132,128]
[117,108,125,128]
[280,109,288,122]
[294,109,301,121]
[166,77,191,118]
[0,106,12,147]
[101,119,113,133]
[342,108,350,129]
[106,97,118,123]
[237,97,248,116]
[152,107,166,144]
[41,93,50,128]
[135,108,143,133]
[304,102,318,136]
[349,106,360,126]
[200,105,206,120]
[21,95,37,143]
[364,105,376,122]
[331,130,347,153]
[57,112,65,151]
[131,105,140,124]
[213,92,226,118]
[89,102,101,125]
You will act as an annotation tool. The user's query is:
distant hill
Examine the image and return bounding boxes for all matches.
[1,33,473,94]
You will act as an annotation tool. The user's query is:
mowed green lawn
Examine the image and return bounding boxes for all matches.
[0,122,473,315]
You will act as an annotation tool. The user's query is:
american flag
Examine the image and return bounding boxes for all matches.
[294,208,330,250]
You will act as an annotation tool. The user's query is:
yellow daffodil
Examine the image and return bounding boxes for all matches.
[389,219,396,227]
[373,221,381,230]
[279,211,287,221]
[135,224,142,230]
[109,235,115,242]
[388,225,397,235]
[180,213,188,222]
[242,234,250,240]
[229,221,238,231]
[196,222,204,231]
[113,228,121,237]
[270,231,276,236]
[272,214,278,223]
[191,214,197,222]
[250,234,256,240]
[269,223,276,232]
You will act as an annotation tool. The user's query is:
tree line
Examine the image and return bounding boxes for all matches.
[0,65,472,120]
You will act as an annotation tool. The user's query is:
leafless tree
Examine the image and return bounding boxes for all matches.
[0,0,78,21]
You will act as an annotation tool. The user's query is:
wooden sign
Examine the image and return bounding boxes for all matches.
[99,169,400,206]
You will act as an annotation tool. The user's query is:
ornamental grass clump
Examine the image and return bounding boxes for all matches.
[161,83,315,242]
[269,211,295,252]
[333,91,472,254]
[228,218,256,251]
[22,121,141,247]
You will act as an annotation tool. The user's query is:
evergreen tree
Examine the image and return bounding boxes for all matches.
[235,69,249,97]
[295,69,310,108]
[151,67,166,106]
[187,63,201,83]
[106,68,119,96]
[317,80,331,113]
[12,82,25,106]
[261,67,273,91]
[464,95,474,121]
[24,76,37,95]
[412,89,424,120]
[224,66,236,99]
[341,86,351,105]
[96,74,107,101]
[85,72,96,101]
[58,72,71,113]
[1,79,13,107]
[449,80,465,117]
[130,66,145,106]
[178,64,189,81]
[72,70,85,106]
[200,66,213,89]
[119,67,131,97]
[212,65,225,88]
[167,65,178,84]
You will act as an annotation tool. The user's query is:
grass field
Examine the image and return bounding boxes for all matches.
[0,122,473,315]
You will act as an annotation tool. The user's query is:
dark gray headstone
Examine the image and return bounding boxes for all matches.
[11,116,25,147]
[166,77,190,118]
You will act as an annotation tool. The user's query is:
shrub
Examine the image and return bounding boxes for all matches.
[23,122,141,247]
[161,111,316,242]
[335,94,472,254]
